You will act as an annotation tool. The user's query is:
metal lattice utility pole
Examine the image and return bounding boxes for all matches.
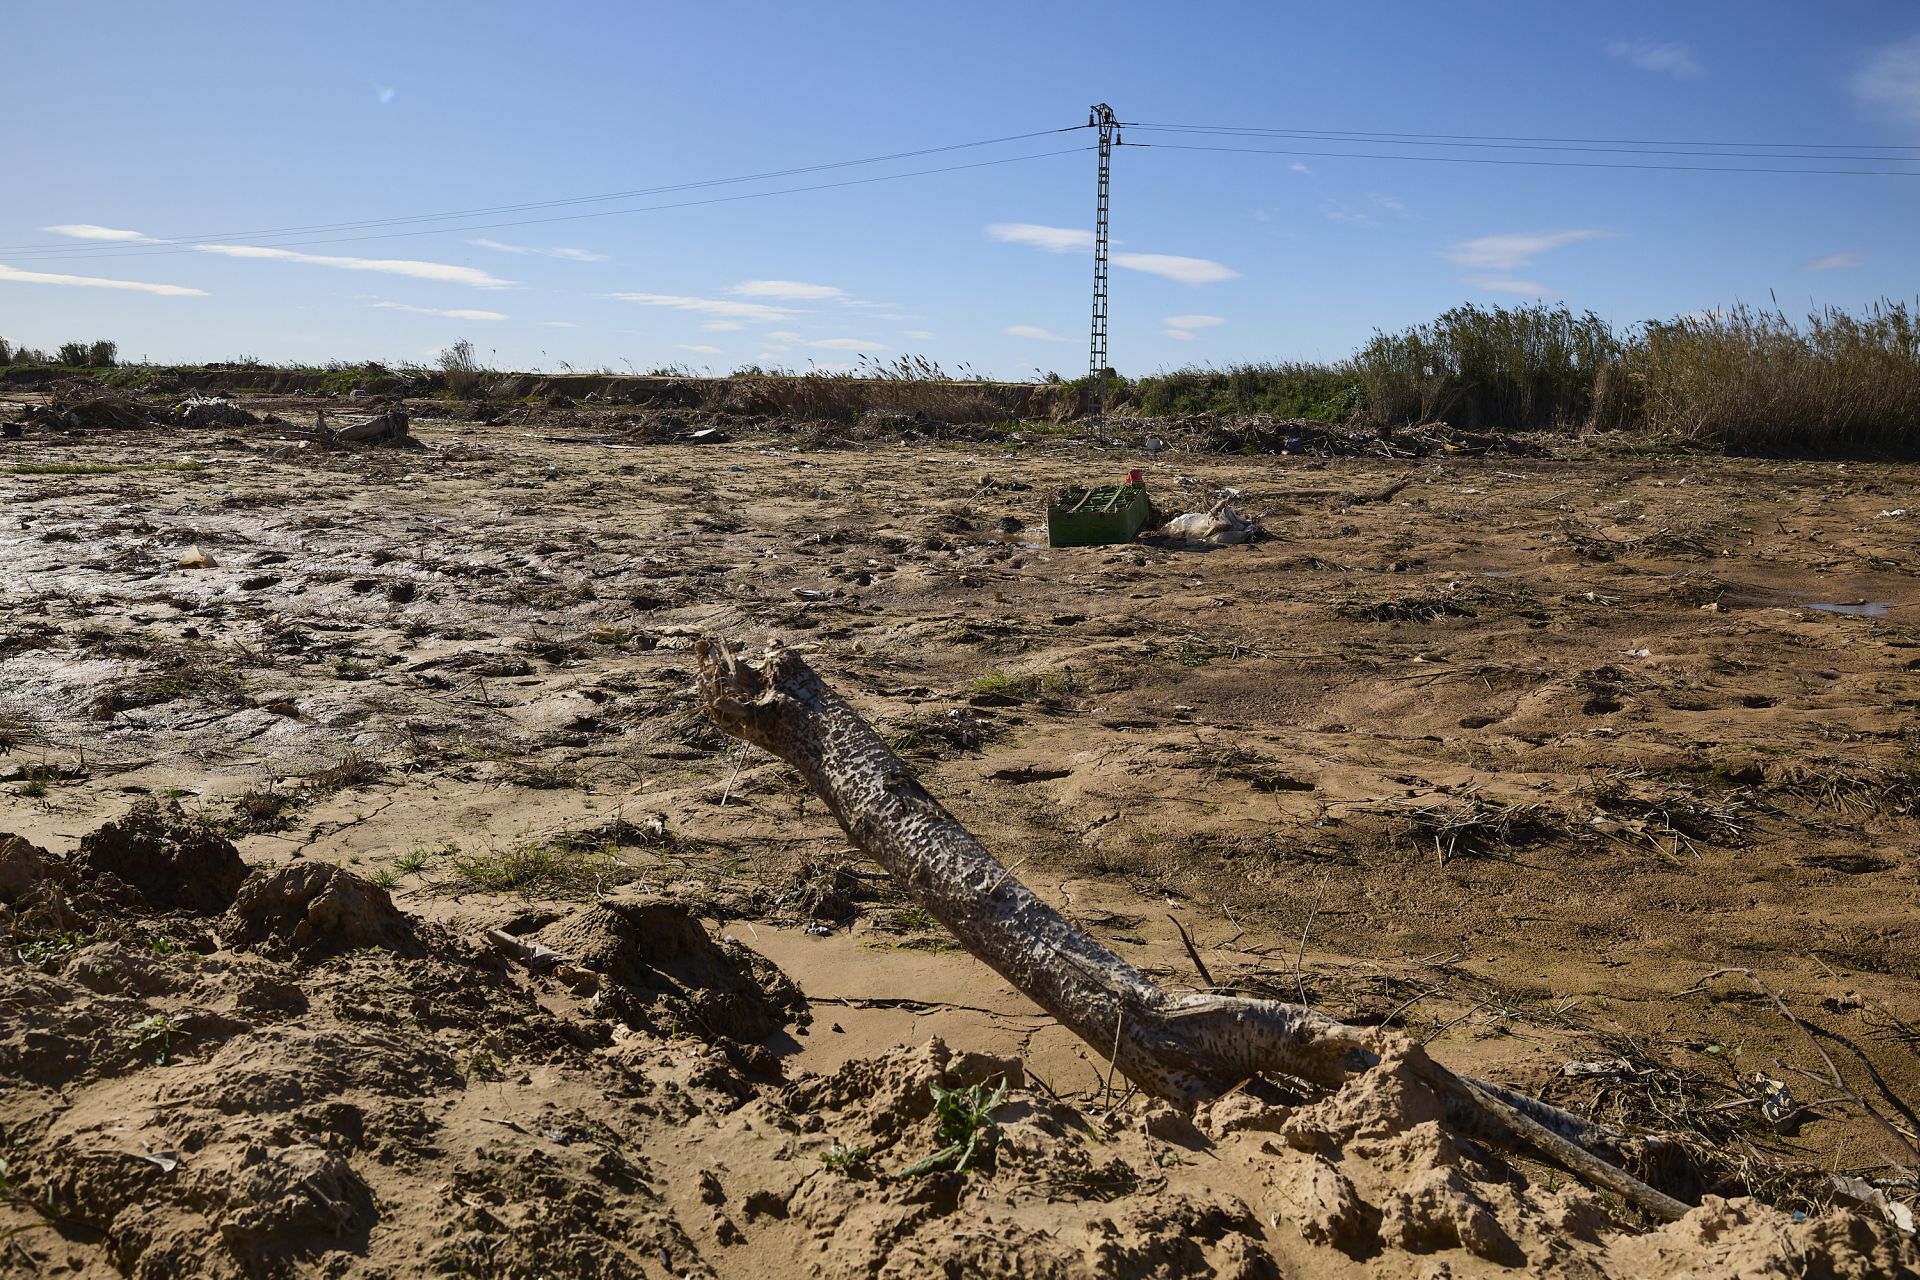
[1088,103,1118,417]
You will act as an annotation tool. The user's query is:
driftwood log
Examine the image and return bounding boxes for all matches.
[697,639,1689,1222]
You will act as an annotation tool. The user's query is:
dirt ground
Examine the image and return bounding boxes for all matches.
[2,390,1917,1277]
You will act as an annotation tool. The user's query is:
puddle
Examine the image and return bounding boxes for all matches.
[1805,600,1891,618]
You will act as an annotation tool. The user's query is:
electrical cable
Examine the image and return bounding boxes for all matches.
[1123,139,1920,179]
[0,125,1088,258]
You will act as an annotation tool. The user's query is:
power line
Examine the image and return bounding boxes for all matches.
[0,126,1088,258]
[4,146,1091,264]
[1126,125,1920,164]
[1124,140,1920,179]
[1127,121,1920,153]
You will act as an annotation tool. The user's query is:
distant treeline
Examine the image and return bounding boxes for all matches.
[8,299,1919,452]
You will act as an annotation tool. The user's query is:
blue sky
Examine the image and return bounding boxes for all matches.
[2,1,1917,377]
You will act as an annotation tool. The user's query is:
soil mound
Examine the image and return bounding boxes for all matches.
[73,799,247,915]
[221,862,421,959]
[533,893,807,1042]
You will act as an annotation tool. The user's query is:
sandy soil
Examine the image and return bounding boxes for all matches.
[2,390,1917,1276]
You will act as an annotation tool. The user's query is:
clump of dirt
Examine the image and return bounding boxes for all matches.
[221,861,421,959]
[532,893,808,1042]
[72,799,247,914]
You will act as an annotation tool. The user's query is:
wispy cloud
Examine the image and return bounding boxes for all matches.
[1162,313,1225,342]
[1289,162,1311,174]
[1606,39,1704,79]
[987,223,1093,252]
[195,244,512,288]
[606,292,792,320]
[371,301,507,320]
[1853,35,1920,127]
[702,320,746,331]
[1111,252,1238,285]
[676,343,724,355]
[44,223,160,243]
[1463,276,1560,298]
[1801,251,1866,273]
[904,329,935,340]
[1006,325,1065,341]
[1320,199,1376,227]
[808,337,885,351]
[541,320,579,328]
[989,222,1237,285]
[766,330,804,342]
[0,263,206,296]
[729,279,845,300]
[467,238,607,262]
[1444,229,1616,271]
[1368,193,1409,214]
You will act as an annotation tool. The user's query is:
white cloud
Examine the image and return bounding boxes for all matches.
[1368,193,1408,213]
[1463,276,1560,298]
[1444,229,1616,271]
[1853,35,1920,126]
[541,320,579,328]
[1801,252,1866,273]
[1320,200,1377,227]
[729,279,845,300]
[606,292,792,320]
[371,301,507,320]
[1289,162,1311,174]
[1605,39,1703,78]
[765,330,804,342]
[1162,328,1196,341]
[467,238,607,262]
[0,263,206,296]
[904,329,935,340]
[195,243,513,288]
[1006,325,1065,341]
[676,343,724,355]
[1164,314,1225,330]
[701,320,746,331]
[1112,252,1238,285]
[987,223,1093,253]
[44,223,158,242]
[808,337,885,351]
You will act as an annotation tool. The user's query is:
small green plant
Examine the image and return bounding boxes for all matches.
[334,658,371,681]
[16,930,86,963]
[464,1048,504,1081]
[128,1013,185,1064]
[896,905,936,932]
[12,778,47,798]
[903,1076,1010,1176]
[368,868,400,890]
[148,933,182,956]
[394,844,446,875]
[450,837,619,894]
[821,1142,871,1175]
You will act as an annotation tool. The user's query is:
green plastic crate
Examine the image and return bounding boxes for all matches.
[1047,482,1150,546]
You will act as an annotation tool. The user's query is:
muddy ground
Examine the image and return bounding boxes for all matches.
[1,389,1917,1277]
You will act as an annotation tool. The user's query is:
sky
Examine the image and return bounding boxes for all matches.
[2,1,1918,378]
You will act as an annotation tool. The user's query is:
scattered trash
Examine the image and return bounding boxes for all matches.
[1,422,22,439]
[1755,1073,1797,1133]
[172,397,256,429]
[1827,1174,1917,1233]
[801,921,833,937]
[1156,496,1259,546]
[127,1150,181,1173]
[26,395,155,432]
[176,546,217,570]
[683,427,730,445]
[1878,509,1907,519]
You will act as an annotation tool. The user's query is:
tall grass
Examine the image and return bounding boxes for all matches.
[1632,301,1920,452]
[1353,303,1622,431]
[1124,361,1363,419]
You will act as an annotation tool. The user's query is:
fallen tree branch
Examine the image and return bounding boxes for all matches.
[696,638,1688,1222]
